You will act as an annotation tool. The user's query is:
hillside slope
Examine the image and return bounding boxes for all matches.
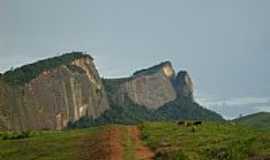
[234,112,270,130]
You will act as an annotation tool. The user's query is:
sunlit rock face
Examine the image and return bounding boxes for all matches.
[122,75,176,109]
[106,62,193,109]
[0,54,110,131]
[106,61,194,109]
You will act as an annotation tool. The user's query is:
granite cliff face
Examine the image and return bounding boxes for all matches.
[105,61,194,109]
[0,53,109,130]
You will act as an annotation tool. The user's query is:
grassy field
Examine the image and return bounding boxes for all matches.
[234,112,270,131]
[0,125,150,160]
[0,128,100,160]
[0,122,269,160]
[140,122,270,160]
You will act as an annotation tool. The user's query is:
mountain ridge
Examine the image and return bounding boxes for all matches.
[1,52,92,86]
[0,52,223,130]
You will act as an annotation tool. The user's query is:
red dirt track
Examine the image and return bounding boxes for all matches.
[78,126,154,160]
[128,126,155,160]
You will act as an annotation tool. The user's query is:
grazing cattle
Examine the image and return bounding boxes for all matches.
[185,121,193,127]
[177,121,203,127]
[177,121,185,126]
[193,121,202,126]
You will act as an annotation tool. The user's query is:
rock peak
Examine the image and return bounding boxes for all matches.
[133,61,174,78]
[174,71,194,99]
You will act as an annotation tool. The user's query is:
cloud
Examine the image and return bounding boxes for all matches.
[197,96,270,120]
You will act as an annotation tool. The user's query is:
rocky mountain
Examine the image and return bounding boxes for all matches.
[0,52,223,130]
[71,61,223,128]
[0,52,109,130]
[104,61,194,109]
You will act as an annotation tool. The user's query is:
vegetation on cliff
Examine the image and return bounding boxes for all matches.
[69,97,223,129]
[154,97,223,121]
[1,52,92,86]
[69,79,223,128]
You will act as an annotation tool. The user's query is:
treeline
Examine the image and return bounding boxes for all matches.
[68,97,224,129]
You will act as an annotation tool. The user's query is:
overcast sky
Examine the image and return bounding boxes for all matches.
[1,0,270,118]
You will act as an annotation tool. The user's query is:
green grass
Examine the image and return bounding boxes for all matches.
[234,112,270,131]
[140,122,270,160]
[1,122,269,160]
[0,128,99,160]
[122,127,137,160]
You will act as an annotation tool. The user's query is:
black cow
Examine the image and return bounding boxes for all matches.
[193,121,202,126]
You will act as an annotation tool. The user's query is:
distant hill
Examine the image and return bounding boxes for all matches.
[234,112,270,130]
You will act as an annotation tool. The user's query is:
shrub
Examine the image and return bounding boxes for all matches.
[1,131,31,140]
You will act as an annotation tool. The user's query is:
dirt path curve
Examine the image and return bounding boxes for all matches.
[128,126,155,160]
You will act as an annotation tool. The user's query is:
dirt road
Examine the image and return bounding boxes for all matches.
[78,125,154,160]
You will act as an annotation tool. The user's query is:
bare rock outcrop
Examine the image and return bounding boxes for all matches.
[174,71,194,99]
[0,53,109,130]
[0,54,199,130]
[105,61,194,109]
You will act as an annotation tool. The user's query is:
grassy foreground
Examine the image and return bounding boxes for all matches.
[0,128,99,160]
[140,122,270,160]
[234,112,270,131]
[0,125,148,160]
[0,122,269,160]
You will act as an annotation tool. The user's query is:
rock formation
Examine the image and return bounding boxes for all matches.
[173,71,194,99]
[0,52,109,130]
[0,53,222,130]
[105,61,194,109]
